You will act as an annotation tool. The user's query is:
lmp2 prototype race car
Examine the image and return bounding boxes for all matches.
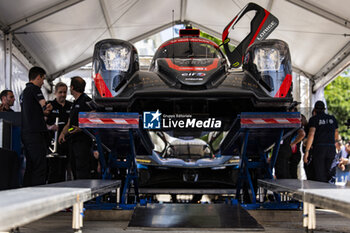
[90,2,294,188]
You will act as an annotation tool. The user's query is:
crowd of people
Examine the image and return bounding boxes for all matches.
[275,100,349,184]
[1,66,100,187]
[1,66,349,186]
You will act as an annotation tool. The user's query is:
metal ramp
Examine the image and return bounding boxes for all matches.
[128,203,263,231]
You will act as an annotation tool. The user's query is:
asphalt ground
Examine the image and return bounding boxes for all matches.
[20,208,350,233]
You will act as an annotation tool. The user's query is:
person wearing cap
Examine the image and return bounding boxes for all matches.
[303,100,339,183]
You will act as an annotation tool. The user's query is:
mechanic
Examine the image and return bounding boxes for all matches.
[303,100,339,183]
[20,66,52,186]
[0,89,15,112]
[58,76,96,179]
[46,82,73,183]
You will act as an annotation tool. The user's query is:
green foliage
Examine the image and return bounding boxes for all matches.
[324,76,350,140]
[199,31,235,55]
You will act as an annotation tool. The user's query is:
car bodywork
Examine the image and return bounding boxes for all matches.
[91,3,294,187]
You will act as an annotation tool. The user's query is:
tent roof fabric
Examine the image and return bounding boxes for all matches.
[0,0,349,90]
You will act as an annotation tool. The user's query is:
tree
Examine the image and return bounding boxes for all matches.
[199,31,235,55]
[324,75,350,140]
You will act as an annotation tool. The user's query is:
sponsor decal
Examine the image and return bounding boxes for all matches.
[232,62,240,67]
[143,110,222,130]
[256,20,278,41]
[181,72,206,77]
[184,78,204,81]
[318,119,333,125]
[161,38,219,49]
[166,58,218,71]
[223,38,230,44]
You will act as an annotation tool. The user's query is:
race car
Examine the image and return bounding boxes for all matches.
[90,3,294,187]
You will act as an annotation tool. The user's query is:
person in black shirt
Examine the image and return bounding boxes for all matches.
[304,100,339,183]
[46,82,73,183]
[20,66,52,186]
[59,76,94,179]
[0,90,15,112]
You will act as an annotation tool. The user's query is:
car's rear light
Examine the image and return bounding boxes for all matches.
[179,28,200,37]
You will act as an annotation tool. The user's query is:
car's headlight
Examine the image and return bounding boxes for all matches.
[99,46,131,71]
[253,47,281,72]
[92,39,139,99]
[243,39,292,97]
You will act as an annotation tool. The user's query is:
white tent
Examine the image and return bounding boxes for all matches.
[0,0,349,92]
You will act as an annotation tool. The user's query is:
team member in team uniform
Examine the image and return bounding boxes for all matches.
[304,100,339,183]
[46,82,73,183]
[59,76,97,179]
[21,66,52,186]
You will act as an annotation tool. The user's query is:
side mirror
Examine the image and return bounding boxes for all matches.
[92,39,139,99]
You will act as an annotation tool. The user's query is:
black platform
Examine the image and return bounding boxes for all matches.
[128,203,263,231]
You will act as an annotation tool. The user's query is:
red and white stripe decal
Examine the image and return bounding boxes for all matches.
[165,58,219,71]
[241,118,300,125]
[79,118,139,125]
[93,73,113,98]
